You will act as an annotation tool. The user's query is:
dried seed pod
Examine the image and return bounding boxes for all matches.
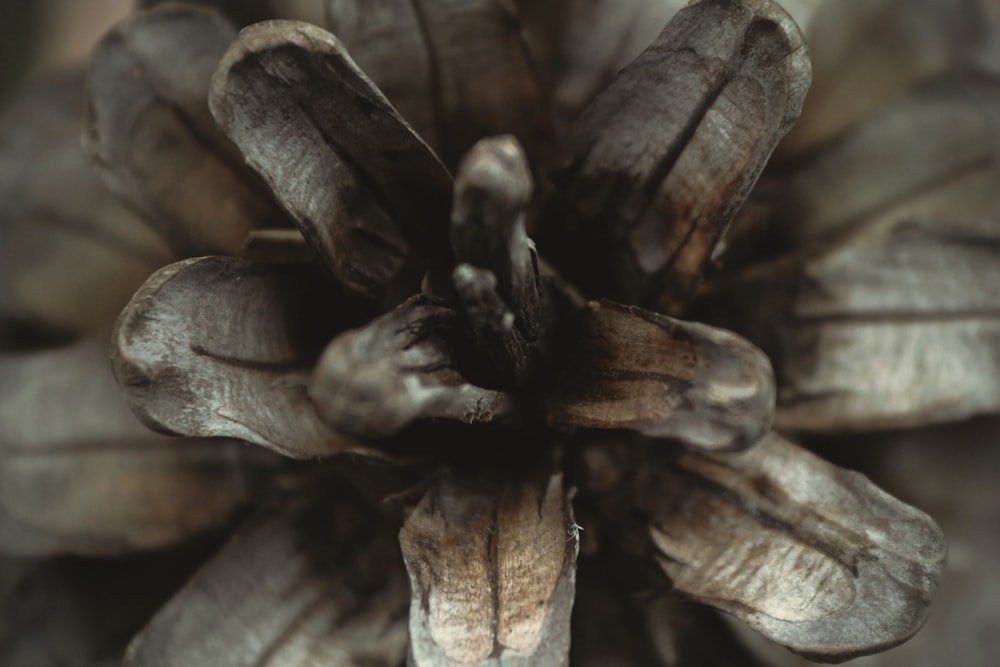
[210,20,454,301]
[85,5,287,256]
[326,0,551,167]
[310,296,515,438]
[400,471,577,667]
[545,301,775,452]
[112,256,362,458]
[636,432,946,661]
[124,481,410,667]
[539,0,810,313]
[0,341,256,556]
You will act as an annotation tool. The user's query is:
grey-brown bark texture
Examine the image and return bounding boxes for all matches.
[538,0,810,314]
[400,472,577,667]
[124,481,410,667]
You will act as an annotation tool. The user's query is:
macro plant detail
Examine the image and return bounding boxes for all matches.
[8,0,999,665]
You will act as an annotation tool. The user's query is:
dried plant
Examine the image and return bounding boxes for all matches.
[3,0,999,665]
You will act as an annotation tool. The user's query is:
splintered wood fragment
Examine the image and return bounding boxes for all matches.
[85,5,287,257]
[705,215,1000,431]
[539,0,810,313]
[0,341,255,556]
[636,432,946,661]
[124,481,410,667]
[326,0,551,167]
[210,20,453,301]
[400,472,577,667]
[310,296,515,438]
[112,256,362,458]
[0,74,173,338]
[545,301,775,452]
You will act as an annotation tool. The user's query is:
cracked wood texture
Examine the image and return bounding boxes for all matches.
[210,20,453,302]
[400,472,577,667]
[325,0,551,168]
[636,432,946,662]
[545,301,775,451]
[0,341,255,556]
[538,0,810,314]
[124,481,409,667]
[310,296,515,439]
[85,5,287,256]
[112,256,362,458]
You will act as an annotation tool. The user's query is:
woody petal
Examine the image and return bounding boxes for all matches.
[209,20,453,301]
[124,480,409,667]
[545,301,775,452]
[85,5,287,257]
[636,432,946,661]
[112,256,362,458]
[400,472,578,667]
[326,0,551,167]
[539,0,810,313]
[1,341,257,556]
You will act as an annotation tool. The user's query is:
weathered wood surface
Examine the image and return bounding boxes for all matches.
[112,256,362,458]
[545,301,775,451]
[400,472,577,667]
